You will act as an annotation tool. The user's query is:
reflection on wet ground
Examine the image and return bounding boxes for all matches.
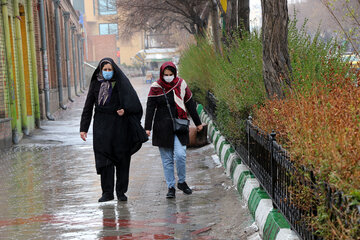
[0,77,255,239]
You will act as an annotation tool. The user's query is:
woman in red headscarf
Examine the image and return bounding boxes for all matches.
[145,62,203,198]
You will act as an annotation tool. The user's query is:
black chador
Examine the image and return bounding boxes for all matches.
[80,58,147,202]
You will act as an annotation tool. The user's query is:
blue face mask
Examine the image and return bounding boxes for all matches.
[102,70,114,80]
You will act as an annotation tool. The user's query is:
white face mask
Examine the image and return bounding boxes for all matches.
[163,76,174,83]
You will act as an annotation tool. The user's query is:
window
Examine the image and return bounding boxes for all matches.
[98,0,117,15]
[99,23,118,36]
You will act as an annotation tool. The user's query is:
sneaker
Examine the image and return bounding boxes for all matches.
[177,182,192,195]
[166,187,176,198]
[117,194,128,201]
[98,194,114,202]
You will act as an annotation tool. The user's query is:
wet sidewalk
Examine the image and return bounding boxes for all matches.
[0,77,255,240]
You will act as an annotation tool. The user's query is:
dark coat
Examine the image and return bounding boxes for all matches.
[145,90,201,148]
[80,58,147,173]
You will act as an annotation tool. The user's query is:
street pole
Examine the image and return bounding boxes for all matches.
[63,11,74,102]
[1,0,21,143]
[39,0,54,120]
[80,37,86,89]
[71,25,80,97]
[77,33,84,93]
[53,0,67,109]
[13,0,29,135]
[26,0,41,127]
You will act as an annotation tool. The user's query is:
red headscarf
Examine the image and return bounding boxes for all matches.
[148,62,192,119]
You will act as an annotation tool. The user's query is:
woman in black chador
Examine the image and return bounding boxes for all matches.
[80,58,147,202]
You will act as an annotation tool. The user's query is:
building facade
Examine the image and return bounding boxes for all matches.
[0,0,85,148]
[73,0,144,66]
[34,0,84,120]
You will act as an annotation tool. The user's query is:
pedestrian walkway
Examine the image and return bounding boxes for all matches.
[0,77,256,239]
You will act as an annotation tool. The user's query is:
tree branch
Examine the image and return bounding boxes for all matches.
[164,0,192,18]
[182,24,193,34]
[345,3,360,29]
[320,0,359,56]
[116,0,209,38]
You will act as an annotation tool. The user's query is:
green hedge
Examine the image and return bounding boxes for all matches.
[179,20,350,144]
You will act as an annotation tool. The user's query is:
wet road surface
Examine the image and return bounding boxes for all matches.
[0,77,256,239]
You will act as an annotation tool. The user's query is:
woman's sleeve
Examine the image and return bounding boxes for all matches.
[185,97,202,127]
[80,81,95,132]
[145,96,157,130]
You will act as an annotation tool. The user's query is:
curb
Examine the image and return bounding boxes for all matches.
[197,104,300,240]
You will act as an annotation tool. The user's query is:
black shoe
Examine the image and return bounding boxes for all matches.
[117,194,128,201]
[166,187,176,198]
[98,194,114,202]
[177,182,192,195]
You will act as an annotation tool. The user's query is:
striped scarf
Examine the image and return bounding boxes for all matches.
[148,77,192,119]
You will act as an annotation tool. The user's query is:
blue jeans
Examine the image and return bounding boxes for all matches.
[158,135,187,188]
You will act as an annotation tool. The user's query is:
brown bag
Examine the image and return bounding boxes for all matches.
[187,124,209,148]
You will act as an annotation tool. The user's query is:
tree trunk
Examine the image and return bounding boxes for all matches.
[225,0,237,39]
[211,0,222,54]
[238,0,250,32]
[261,0,292,99]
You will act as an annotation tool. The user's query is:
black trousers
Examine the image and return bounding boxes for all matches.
[100,155,131,197]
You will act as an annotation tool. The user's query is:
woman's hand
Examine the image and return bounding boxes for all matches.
[196,124,203,132]
[146,130,151,137]
[80,132,87,141]
[117,109,125,116]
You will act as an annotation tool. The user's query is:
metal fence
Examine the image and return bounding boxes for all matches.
[204,91,357,240]
[205,91,217,121]
[247,119,317,239]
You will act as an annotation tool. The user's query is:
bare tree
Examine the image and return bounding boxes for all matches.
[261,0,292,99]
[115,0,210,39]
[216,0,250,38]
